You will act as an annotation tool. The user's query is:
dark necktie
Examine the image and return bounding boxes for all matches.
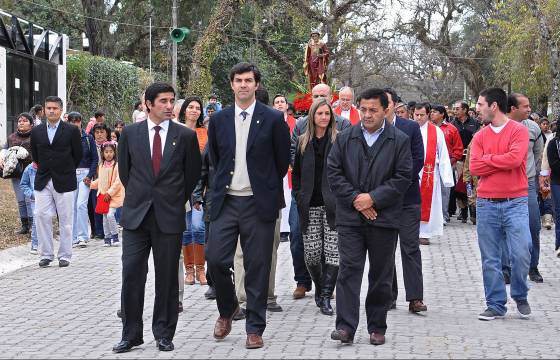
[240,111,248,121]
[152,125,162,176]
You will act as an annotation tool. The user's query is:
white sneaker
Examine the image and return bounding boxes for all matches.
[30,248,38,255]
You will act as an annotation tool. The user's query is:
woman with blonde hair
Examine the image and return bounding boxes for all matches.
[292,97,339,316]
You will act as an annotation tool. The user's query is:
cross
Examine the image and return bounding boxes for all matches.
[424,163,434,184]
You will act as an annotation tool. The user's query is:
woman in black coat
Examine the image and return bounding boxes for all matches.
[292,97,339,316]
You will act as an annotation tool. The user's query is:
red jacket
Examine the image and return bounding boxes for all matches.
[334,106,361,125]
[439,121,464,164]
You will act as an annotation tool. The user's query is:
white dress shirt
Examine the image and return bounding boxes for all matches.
[228,101,256,196]
[147,118,169,157]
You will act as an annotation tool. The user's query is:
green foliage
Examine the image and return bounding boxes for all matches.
[66,53,160,124]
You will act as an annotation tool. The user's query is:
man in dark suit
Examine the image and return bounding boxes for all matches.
[328,88,412,346]
[31,96,82,268]
[384,88,427,313]
[206,63,290,349]
[112,82,201,353]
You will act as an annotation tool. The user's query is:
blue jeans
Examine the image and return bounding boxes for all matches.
[11,177,32,219]
[30,200,38,249]
[551,184,560,250]
[477,197,531,315]
[288,196,311,288]
[501,180,541,270]
[73,169,91,243]
[538,193,553,215]
[182,207,205,245]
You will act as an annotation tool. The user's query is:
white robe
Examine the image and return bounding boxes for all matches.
[419,123,455,238]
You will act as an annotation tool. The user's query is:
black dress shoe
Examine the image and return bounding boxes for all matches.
[233,307,246,321]
[320,297,334,316]
[529,268,544,283]
[39,259,52,268]
[204,286,217,300]
[116,309,122,318]
[267,301,283,312]
[156,338,174,351]
[59,259,70,267]
[178,302,183,313]
[112,339,144,353]
[389,300,397,310]
[331,329,353,344]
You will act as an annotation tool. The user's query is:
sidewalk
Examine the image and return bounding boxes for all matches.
[0,221,558,358]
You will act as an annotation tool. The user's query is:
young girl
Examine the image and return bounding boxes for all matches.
[90,142,124,246]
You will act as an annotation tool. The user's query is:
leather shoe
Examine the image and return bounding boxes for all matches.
[39,259,51,268]
[116,309,122,318]
[204,286,217,300]
[156,338,174,351]
[59,259,70,267]
[370,332,385,346]
[214,305,239,339]
[330,329,353,344]
[112,339,143,353]
[233,307,246,321]
[389,300,397,310]
[178,302,183,313]
[293,285,308,299]
[267,301,283,312]
[419,238,430,245]
[246,333,264,349]
[409,299,427,313]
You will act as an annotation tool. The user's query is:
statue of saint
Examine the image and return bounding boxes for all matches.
[304,30,329,90]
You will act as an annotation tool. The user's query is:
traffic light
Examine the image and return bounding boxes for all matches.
[170,27,190,43]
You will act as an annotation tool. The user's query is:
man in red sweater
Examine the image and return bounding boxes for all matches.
[470,87,532,321]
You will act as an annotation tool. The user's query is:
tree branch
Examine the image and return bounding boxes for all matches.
[283,0,326,23]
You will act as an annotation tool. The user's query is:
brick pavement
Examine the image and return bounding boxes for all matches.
[0,220,559,358]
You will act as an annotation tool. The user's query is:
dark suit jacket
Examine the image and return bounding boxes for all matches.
[327,123,412,229]
[118,120,201,234]
[30,120,82,192]
[208,101,291,222]
[394,116,424,205]
[292,132,336,232]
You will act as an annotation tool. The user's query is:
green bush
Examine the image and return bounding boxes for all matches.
[66,53,162,126]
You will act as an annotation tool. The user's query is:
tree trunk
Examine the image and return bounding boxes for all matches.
[186,0,241,98]
[81,0,109,56]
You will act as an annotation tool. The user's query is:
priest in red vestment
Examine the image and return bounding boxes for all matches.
[333,86,361,125]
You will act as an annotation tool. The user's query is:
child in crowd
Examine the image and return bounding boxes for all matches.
[19,162,38,254]
[90,142,124,247]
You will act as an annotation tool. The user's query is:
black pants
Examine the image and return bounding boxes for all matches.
[392,204,424,301]
[206,195,276,335]
[336,225,397,336]
[120,207,182,342]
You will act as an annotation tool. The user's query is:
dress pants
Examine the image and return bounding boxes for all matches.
[35,180,75,261]
[392,204,423,302]
[121,207,182,342]
[336,225,397,336]
[207,195,276,335]
[234,212,281,305]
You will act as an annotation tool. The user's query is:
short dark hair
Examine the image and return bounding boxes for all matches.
[111,130,120,142]
[17,112,33,124]
[208,94,217,100]
[229,62,261,84]
[414,102,431,114]
[273,94,287,104]
[256,85,269,105]
[66,111,83,123]
[407,101,417,109]
[114,120,125,128]
[94,111,105,118]
[383,88,401,104]
[206,103,217,111]
[92,123,111,140]
[454,100,470,112]
[179,96,204,128]
[507,93,527,113]
[31,104,43,113]
[44,96,63,108]
[356,88,389,109]
[134,101,142,110]
[144,82,175,113]
[431,104,449,121]
[479,88,508,114]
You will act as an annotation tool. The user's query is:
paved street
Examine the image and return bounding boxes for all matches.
[1,220,559,359]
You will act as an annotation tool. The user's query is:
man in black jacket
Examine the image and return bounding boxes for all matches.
[31,96,82,268]
[206,63,290,349]
[327,88,412,346]
[112,82,201,353]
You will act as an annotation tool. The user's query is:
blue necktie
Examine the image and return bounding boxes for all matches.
[240,111,248,121]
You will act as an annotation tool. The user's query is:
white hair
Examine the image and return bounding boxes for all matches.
[339,86,354,98]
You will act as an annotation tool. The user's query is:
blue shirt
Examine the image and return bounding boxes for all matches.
[47,119,61,144]
[361,120,385,147]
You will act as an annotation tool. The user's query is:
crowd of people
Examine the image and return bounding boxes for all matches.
[0,61,556,352]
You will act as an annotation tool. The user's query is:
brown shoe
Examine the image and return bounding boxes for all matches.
[409,299,427,313]
[184,267,195,285]
[419,238,430,245]
[370,332,385,346]
[213,305,239,340]
[246,333,264,349]
[293,285,307,299]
